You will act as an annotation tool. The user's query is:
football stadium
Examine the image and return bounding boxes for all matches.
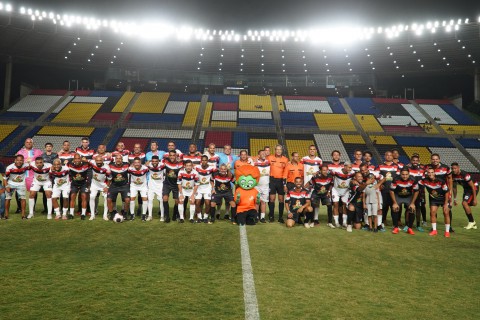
[1,1,480,319]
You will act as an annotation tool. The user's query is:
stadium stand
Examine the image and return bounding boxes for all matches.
[2,112,43,121]
[314,114,356,131]
[106,129,125,150]
[356,115,384,132]
[202,102,213,127]
[285,138,316,157]
[7,95,65,113]
[345,98,376,115]
[283,98,333,113]
[327,97,346,114]
[439,125,480,135]
[250,138,279,155]
[52,103,102,123]
[164,101,188,114]
[430,147,477,172]
[457,138,480,148]
[439,104,478,125]
[402,146,432,165]
[239,94,272,111]
[314,134,350,162]
[112,92,136,112]
[369,136,396,144]
[37,126,95,136]
[417,104,457,124]
[281,112,317,127]
[130,92,169,113]
[232,132,249,150]
[30,89,68,96]
[182,102,201,127]
[122,129,193,139]
[204,131,232,147]
[0,124,18,146]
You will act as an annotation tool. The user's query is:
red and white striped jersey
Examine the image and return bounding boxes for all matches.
[67,162,91,186]
[195,165,216,190]
[301,156,323,182]
[30,162,52,183]
[253,158,271,187]
[75,147,95,160]
[90,160,111,186]
[50,166,70,187]
[204,152,220,170]
[390,177,419,198]
[177,169,199,191]
[419,178,449,201]
[331,169,355,195]
[183,153,202,166]
[128,165,149,187]
[4,163,29,187]
[147,162,165,189]
[93,153,113,165]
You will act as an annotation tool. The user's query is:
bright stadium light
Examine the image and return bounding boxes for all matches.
[5,3,12,12]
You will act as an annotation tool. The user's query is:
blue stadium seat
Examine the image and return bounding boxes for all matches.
[233,132,249,149]
[208,95,239,103]
[168,93,202,101]
[439,105,478,125]
[238,119,275,127]
[457,138,480,148]
[345,98,377,115]
[106,129,125,151]
[327,97,346,114]
[394,136,453,147]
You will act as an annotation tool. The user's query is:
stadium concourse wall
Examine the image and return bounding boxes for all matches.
[1,91,480,176]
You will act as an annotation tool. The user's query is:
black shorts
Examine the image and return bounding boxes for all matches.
[287,212,298,221]
[429,198,445,207]
[311,194,331,207]
[212,192,234,204]
[353,203,364,223]
[463,188,479,205]
[269,177,285,196]
[236,209,258,225]
[107,185,130,200]
[70,184,89,194]
[162,183,179,199]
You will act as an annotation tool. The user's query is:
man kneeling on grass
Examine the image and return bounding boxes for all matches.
[285,177,313,228]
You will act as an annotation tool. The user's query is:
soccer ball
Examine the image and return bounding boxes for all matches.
[113,213,124,223]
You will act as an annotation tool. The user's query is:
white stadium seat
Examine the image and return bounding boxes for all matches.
[164,101,188,114]
[123,129,193,139]
[313,134,350,162]
[284,100,333,113]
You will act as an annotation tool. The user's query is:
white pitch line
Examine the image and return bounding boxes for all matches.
[239,225,260,320]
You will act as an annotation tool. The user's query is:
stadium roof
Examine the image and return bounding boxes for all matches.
[0,2,479,77]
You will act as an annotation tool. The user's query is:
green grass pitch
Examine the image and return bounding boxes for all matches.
[1,196,479,319]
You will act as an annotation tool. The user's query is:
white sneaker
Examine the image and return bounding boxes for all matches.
[309,222,315,228]
[146,216,153,221]
[334,223,341,229]
[347,225,353,232]
[160,217,165,222]
[103,215,109,221]
[327,223,336,229]
[342,223,348,229]
[47,214,52,220]
[464,221,477,230]
[304,223,310,228]
[89,214,95,221]
[27,213,34,219]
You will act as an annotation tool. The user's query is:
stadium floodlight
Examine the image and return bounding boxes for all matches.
[20,7,26,14]
[445,25,452,32]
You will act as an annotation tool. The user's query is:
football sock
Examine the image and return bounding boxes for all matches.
[445,224,450,232]
[130,201,136,216]
[327,206,333,223]
[466,213,474,223]
[163,201,169,219]
[278,202,284,219]
[377,215,383,227]
[314,207,319,220]
[268,202,275,219]
[28,198,35,215]
[260,212,265,219]
[334,215,339,225]
[342,214,347,225]
[189,204,196,220]
[432,222,437,231]
[81,208,86,216]
[178,203,185,220]
[69,208,74,216]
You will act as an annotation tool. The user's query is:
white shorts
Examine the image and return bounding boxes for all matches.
[377,190,383,207]
[30,180,53,192]
[90,185,107,198]
[5,184,27,199]
[130,185,148,198]
[52,184,71,199]
[181,189,194,198]
[256,185,269,202]
[366,203,378,216]
[331,188,349,203]
[148,188,163,201]
[195,186,212,200]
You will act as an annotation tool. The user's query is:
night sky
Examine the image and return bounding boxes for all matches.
[18,0,479,29]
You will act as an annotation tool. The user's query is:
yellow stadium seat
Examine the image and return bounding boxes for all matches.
[211,121,237,128]
[38,126,95,136]
[202,102,213,127]
[52,103,102,124]
[0,124,18,142]
[369,136,396,145]
[276,96,285,111]
[182,102,200,127]
[250,139,279,155]
[112,92,135,112]
[314,114,356,131]
[356,115,383,132]
[239,94,273,111]
[402,146,431,165]
[341,135,365,144]
[440,125,480,135]
[286,140,315,156]
[130,92,170,113]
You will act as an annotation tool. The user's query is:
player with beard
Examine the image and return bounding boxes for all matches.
[376,151,399,230]
[107,154,131,220]
[183,143,202,166]
[390,168,419,235]
[351,149,364,172]
[3,155,29,219]
[89,155,111,221]
[210,164,236,224]
[304,164,333,227]
[451,162,478,229]
[195,155,216,223]
[425,153,454,232]
[128,144,146,216]
[49,158,71,220]
[420,168,451,237]
[331,161,355,228]
[253,150,270,223]
[93,144,112,165]
[177,160,199,223]
[111,142,130,164]
[67,154,90,220]
[327,150,344,225]
[28,157,53,219]
[285,152,304,192]
[147,156,165,221]
[346,171,375,232]
[162,150,183,222]
[128,158,149,221]
[285,177,313,228]
[58,140,76,165]
[407,154,427,231]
